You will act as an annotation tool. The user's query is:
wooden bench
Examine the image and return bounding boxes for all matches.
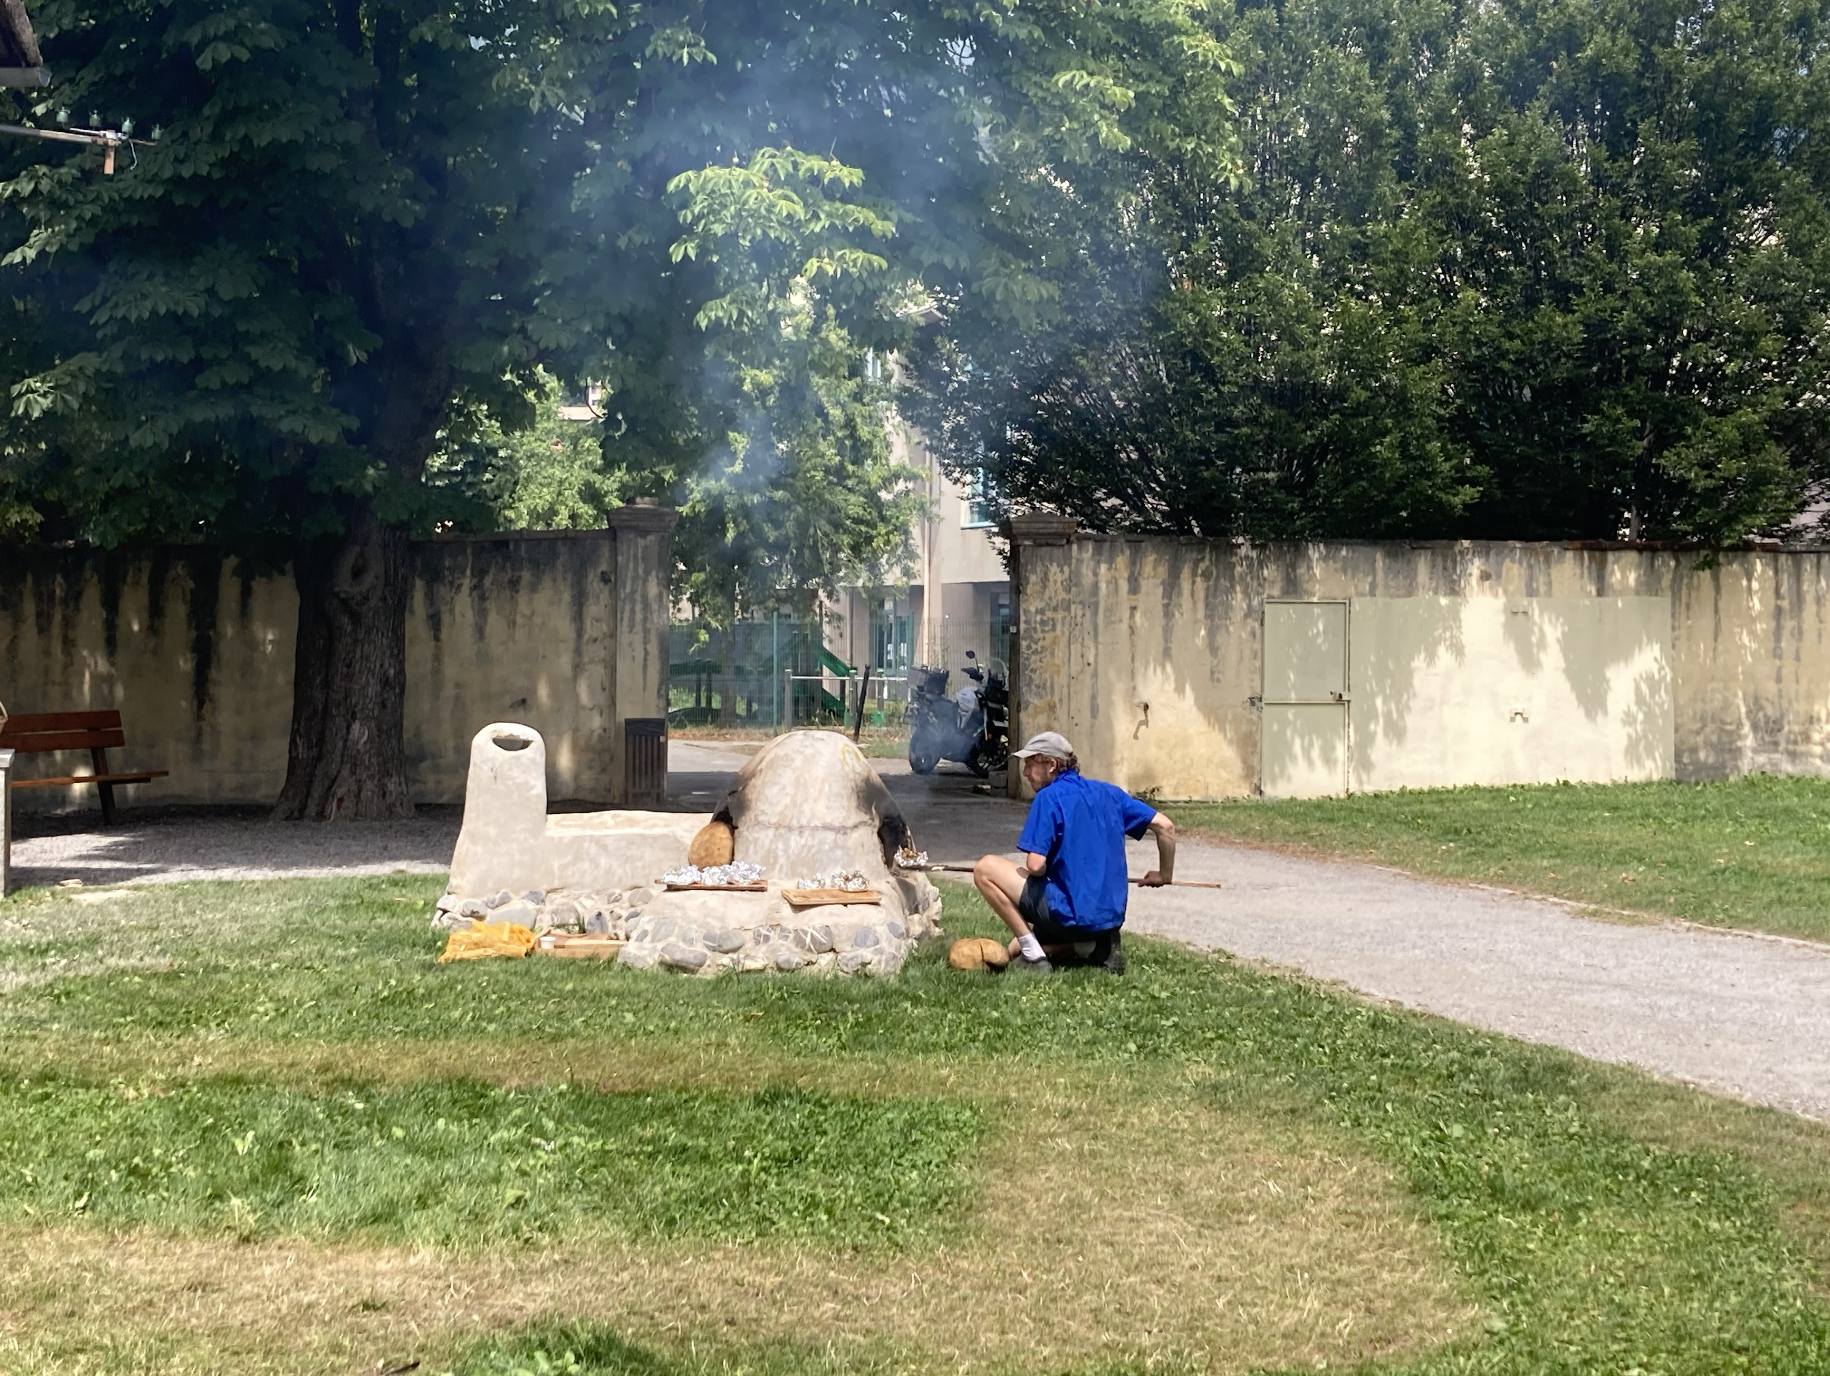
[0,710,169,824]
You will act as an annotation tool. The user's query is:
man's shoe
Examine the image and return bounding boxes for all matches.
[1011,954,1054,975]
[1098,932,1125,976]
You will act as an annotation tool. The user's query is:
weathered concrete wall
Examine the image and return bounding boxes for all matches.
[0,515,675,812]
[1345,595,1674,792]
[1007,525,1830,798]
[1672,553,1830,779]
[407,533,621,804]
[0,549,298,808]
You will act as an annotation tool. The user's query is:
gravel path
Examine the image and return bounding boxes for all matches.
[9,809,462,887]
[10,739,1829,1121]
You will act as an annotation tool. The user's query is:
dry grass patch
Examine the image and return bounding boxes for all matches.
[0,1081,1467,1375]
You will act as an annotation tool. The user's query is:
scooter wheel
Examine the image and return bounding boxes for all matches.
[966,747,991,779]
[910,750,938,775]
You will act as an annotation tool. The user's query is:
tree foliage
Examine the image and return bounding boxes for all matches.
[550,0,1241,611]
[0,0,621,553]
[910,0,1830,545]
[0,0,1242,566]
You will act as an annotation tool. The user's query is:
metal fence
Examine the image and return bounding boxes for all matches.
[668,617,1009,733]
[782,673,909,730]
[670,618,857,729]
[922,620,1011,678]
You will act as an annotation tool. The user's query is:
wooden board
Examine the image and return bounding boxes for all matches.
[661,881,768,892]
[783,888,881,908]
[0,727,128,753]
[11,771,166,789]
[0,709,123,734]
[539,936,626,960]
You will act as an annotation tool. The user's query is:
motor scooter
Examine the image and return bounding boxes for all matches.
[908,651,1009,778]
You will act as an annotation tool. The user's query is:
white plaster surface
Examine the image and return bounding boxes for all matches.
[447,722,549,896]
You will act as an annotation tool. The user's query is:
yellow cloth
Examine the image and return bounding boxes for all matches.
[437,920,536,963]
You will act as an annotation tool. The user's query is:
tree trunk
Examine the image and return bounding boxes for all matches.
[719,607,739,728]
[273,508,415,820]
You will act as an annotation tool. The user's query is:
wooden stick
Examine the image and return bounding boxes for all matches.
[915,862,1221,889]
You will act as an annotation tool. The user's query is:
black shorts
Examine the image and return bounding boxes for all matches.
[1018,875,1122,964]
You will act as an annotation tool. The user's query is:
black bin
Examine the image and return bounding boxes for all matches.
[624,717,667,806]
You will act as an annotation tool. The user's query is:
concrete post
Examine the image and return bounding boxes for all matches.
[606,503,679,804]
[1001,513,1079,799]
[448,723,549,897]
[0,748,12,898]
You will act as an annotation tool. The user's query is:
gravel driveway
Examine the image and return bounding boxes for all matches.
[10,739,1829,1121]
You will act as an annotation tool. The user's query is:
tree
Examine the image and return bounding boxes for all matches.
[0,0,1241,809]
[911,0,1830,545]
[0,0,626,818]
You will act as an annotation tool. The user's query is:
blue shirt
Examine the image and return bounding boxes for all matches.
[1016,770,1159,931]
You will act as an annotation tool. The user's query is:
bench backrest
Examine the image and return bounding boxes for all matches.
[0,710,127,755]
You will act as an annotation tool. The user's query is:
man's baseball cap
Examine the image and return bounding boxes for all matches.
[1010,730,1075,762]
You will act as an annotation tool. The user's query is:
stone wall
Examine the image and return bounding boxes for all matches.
[0,509,674,811]
[1006,520,1830,798]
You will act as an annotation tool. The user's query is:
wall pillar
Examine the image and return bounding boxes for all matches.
[607,503,679,804]
[1002,513,1079,798]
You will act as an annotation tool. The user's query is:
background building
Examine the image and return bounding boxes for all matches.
[823,425,1010,684]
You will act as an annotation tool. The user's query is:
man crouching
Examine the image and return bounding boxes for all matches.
[972,732,1175,975]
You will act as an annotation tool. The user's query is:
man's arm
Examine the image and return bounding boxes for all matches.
[1139,812,1176,886]
[1025,851,1048,876]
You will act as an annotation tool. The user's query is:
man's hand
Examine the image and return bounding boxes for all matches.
[1138,870,1169,888]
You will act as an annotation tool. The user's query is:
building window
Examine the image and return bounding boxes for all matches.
[961,467,996,529]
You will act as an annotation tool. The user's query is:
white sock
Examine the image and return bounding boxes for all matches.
[1017,932,1045,962]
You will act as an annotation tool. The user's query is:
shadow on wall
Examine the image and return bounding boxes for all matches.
[0,525,675,811]
[1350,593,1465,756]
[1350,596,1673,790]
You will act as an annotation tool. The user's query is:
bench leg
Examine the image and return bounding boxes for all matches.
[92,746,117,826]
[1,756,11,899]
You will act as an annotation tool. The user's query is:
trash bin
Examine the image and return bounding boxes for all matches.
[624,717,667,807]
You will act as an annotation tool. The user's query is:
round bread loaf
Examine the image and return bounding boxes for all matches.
[948,936,1011,972]
[687,820,735,868]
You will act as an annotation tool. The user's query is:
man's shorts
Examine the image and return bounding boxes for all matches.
[1018,875,1123,970]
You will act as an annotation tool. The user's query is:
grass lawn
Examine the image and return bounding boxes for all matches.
[0,875,1827,1374]
[1174,773,1830,944]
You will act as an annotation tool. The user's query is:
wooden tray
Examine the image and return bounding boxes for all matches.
[783,888,882,908]
[662,881,768,893]
[539,936,626,959]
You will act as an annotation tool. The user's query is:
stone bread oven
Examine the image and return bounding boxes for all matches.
[437,725,941,976]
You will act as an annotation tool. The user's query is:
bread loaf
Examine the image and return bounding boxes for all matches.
[687,820,735,868]
[947,936,1012,972]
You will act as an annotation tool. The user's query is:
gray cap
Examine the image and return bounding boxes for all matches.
[1010,730,1075,762]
